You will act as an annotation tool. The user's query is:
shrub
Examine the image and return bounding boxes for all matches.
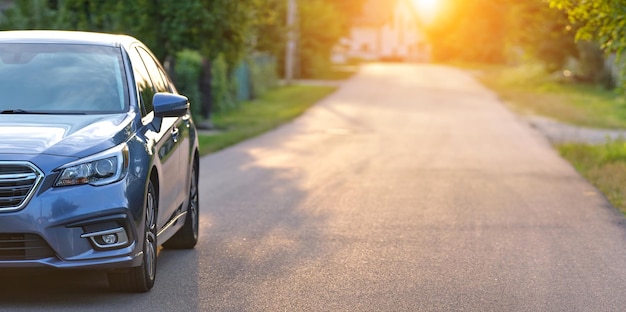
[174,50,203,121]
[211,54,238,112]
[249,54,278,98]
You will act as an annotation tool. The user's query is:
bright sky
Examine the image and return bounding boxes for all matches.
[411,0,440,24]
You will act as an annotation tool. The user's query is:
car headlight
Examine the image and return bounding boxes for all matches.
[55,143,129,187]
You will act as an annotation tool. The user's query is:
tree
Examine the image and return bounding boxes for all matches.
[298,0,345,78]
[0,0,367,120]
[247,0,368,79]
[550,0,626,54]
[550,0,626,86]
[423,0,583,75]
[0,0,267,121]
[509,0,578,72]
[427,0,511,63]
[1,0,260,65]
[0,0,57,29]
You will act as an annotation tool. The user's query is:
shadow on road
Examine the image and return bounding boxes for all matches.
[191,141,334,308]
[0,141,330,311]
[0,248,202,311]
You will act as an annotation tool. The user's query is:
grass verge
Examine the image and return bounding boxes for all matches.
[313,65,360,80]
[197,84,336,156]
[474,64,626,129]
[559,141,626,214]
[471,63,626,214]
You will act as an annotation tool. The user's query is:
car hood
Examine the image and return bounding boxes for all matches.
[0,113,134,158]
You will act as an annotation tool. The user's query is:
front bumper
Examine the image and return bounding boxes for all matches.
[0,172,145,269]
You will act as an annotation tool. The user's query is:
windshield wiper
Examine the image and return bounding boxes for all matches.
[0,109,86,115]
[1,109,42,114]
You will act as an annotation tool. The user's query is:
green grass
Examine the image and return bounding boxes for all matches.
[314,65,359,80]
[197,85,336,156]
[473,63,626,214]
[475,64,626,129]
[559,141,626,214]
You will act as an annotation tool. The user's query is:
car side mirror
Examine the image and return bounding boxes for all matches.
[153,93,189,118]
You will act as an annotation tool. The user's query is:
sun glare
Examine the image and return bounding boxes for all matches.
[411,0,440,24]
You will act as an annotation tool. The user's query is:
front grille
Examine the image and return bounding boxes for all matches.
[0,233,55,260]
[0,162,43,212]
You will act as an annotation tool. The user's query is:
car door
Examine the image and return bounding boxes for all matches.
[130,45,184,230]
[150,54,192,204]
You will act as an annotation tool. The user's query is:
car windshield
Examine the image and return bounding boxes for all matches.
[0,43,128,114]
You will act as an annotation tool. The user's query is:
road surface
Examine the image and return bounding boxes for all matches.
[3,63,626,311]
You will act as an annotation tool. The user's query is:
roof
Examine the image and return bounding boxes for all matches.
[0,30,137,48]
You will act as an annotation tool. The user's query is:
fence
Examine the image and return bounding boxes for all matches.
[175,51,278,121]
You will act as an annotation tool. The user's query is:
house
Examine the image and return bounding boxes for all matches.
[334,0,430,63]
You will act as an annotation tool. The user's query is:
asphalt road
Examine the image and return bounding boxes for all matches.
[3,63,626,311]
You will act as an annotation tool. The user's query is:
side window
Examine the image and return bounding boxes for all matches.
[128,48,155,116]
[137,47,169,93]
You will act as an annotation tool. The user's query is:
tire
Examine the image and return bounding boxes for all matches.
[108,180,158,292]
[163,162,199,249]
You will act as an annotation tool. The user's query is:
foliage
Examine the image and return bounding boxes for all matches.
[550,0,626,54]
[297,0,367,78]
[175,50,203,121]
[54,0,123,32]
[0,0,62,29]
[428,0,511,63]
[252,0,287,76]
[0,0,367,79]
[0,0,262,65]
[249,0,286,55]
[0,0,360,119]
[476,63,626,129]
[427,0,615,89]
[508,1,578,71]
[211,54,238,112]
[298,0,344,78]
[249,54,279,98]
[198,84,336,155]
[549,0,626,87]
[576,40,614,87]
[253,0,366,78]
[427,0,583,73]
[0,0,285,116]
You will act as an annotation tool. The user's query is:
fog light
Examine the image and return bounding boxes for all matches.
[81,227,129,249]
[101,234,118,245]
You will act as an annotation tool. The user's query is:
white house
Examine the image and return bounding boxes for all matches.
[334,0,430,63]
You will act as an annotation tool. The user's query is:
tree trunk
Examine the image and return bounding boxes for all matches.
[198,57,214,129]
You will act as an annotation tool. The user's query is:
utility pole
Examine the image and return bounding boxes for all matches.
[285,0,297,84]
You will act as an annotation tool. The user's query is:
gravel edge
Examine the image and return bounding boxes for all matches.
[527,116,626,145]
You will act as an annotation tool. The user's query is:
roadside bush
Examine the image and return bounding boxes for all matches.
[175,50,203,121]
[211,54,238,112]
[249,54,278,98]
[574,41,614,89]
[175,51,279,119]
[601,139,626,164]
[211,53,279,112]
